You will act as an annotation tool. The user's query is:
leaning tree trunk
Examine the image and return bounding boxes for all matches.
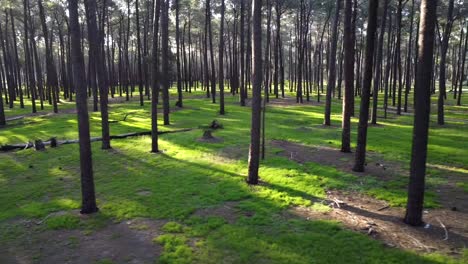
[437,0,454,125]
[68,0,98,215]
[405,0,437,226]
[247,0,263,185]
[352,0,379,172]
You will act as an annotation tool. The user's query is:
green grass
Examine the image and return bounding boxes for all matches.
[0,88,466,263]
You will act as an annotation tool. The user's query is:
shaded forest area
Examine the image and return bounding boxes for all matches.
[0,0,467,263]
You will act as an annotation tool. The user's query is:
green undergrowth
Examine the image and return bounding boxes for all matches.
[0,89,466,263]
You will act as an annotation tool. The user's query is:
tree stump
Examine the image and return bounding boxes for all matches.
[202,130,215,140]
[34,140,45,151]
[210,120,223,129]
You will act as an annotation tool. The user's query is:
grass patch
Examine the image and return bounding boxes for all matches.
[1,90,466,263]
[45,214,80,230]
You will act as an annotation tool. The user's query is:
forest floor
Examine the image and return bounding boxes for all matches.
[0,89,467,264]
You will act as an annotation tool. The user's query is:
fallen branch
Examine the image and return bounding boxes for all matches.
[377,205,390,211]
[436,217,449,241]
[6,116,25,122]
[0,128,193,152]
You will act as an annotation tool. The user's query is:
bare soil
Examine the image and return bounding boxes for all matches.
[290,190,468,256]
[272,140,468,256]
[271,140,406,182]
[194,202,241,224]
[1,217,165,264]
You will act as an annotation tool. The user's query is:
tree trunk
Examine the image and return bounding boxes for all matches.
[371,0,389,124]
[219,0,226,115]
[437,0,454,125]
[405,0,437,226]
[404,0,415,113]
[23,0,37,113]
[151,0,162,153]
[457,24,467,106]
[247,0,262,185]
[324,0,341,126]
[341,0,355,153]
[161,0,170,125]
[38,0,59,113]
[352,0,379,172]
[68,0,98,215]
[10,9,25,109]
[136,0,144,106]
[85,0,111,149]
[239,0,246,106]
[175,0,183,107]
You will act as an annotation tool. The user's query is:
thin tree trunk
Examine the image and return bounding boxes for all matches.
[341,0,354,153]
[437,0,454,125]
[219,0,225,115]
[247,0,262,185]
[352,0,379,172]
[151,0,162,153]
[371,0,389,124]
[457,24,467,106]
[161,0,170,125]
[324,0,341,126]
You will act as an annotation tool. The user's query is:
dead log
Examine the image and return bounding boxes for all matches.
[6,116,25,122]
[0,129,193,152]
[0,142,34,151]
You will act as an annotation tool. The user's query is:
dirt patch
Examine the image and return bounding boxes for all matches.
[1,218,165,264]
[271,140,468,212]
[193,201,253,224]
[271,140,405,182]
[289,190,468,256]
